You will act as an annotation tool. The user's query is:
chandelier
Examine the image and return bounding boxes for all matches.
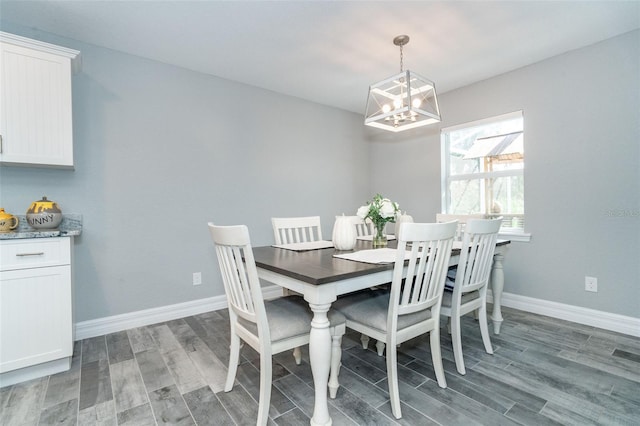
[365,35,441,132]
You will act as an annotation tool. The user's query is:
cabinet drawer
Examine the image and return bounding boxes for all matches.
[0,237,71,271]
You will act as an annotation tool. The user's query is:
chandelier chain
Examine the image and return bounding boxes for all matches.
[399,44,404,72]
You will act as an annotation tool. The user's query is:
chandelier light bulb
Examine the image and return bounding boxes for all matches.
[382,104,391,113]
[393,99,402,109]
[412,98,421,108]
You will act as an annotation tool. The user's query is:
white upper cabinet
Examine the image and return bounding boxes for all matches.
[0,32,80,168]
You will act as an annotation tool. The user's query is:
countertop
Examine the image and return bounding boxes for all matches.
[0,214,82,239]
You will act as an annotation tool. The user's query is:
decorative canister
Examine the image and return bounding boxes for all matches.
[332,215,357,251]
[0,208,20,232]
[394,211,414,237]
[26,196,63,229]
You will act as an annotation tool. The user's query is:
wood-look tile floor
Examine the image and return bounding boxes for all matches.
[2,305,640,425]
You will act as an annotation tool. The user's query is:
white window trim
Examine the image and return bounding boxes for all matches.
[448,169,524,183]
[441,111,523,133]
[499,230,532,242]
[441,111,530,242]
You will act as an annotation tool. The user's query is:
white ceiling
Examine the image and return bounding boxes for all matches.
[1,1,639,114]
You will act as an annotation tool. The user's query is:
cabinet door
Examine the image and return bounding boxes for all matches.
[0,265,72,373]
[0,42,74,167]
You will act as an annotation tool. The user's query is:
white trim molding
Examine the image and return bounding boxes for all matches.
[1,357,71,388]
[441,110,523,133]
[74,285,284,341]
[498,232,531,243]
[489,291,640,337]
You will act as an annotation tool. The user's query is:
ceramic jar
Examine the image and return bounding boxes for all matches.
[394,212,414,238]
[0,208,19,232]
[26,196,63,229]
[332,215,357,251]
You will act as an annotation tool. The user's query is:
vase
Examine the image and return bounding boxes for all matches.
[372,222,387,248]
[394,212,414,238]
[332,215,356,250]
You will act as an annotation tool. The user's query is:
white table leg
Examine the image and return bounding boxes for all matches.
[490,252,505,334]
[308,302,332,426]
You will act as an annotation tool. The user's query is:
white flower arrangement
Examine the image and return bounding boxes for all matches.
[356,194,400,236]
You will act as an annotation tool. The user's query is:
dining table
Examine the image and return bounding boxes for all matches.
[252,238,509,426]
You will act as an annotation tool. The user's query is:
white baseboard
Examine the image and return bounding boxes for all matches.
[75,286,639,340]
[74,285,285,341]
[488,291,640,337]
[1,357,71,388]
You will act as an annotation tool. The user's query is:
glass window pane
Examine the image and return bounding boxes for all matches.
[448,179,481,214]
[447,115,523,176]
[489,175,524,214]
[448,176,524,216]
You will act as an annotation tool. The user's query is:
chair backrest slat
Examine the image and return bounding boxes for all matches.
[354,218,374,237]
[272,216,323,244]
[216,245,252,315]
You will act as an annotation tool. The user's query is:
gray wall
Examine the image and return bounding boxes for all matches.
[0,26,370,322]
[369,30,640,318]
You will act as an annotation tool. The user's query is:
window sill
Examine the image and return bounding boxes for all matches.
[499,230,531,242]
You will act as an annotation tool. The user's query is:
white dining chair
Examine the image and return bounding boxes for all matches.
[440,218,502,375]
[271,216,323,244]
[347,215,394,353]
[333,221,457,419]
[339,215,388,354]
[208,223,346,425]
[350,216,387,356]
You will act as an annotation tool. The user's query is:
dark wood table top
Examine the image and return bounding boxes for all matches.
[253,240,394,285]
[252,239,510,286]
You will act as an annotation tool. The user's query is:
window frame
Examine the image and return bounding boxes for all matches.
[441,111,531,242]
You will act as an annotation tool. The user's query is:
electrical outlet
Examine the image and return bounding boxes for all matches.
[585,276,597,292]
[193,272,202,286]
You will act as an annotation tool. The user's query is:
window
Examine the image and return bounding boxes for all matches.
[441,111,529,239]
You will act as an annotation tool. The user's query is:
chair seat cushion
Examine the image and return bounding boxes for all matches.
[238,296,345,342]
[440,289,480,308]
[333,290,432,334]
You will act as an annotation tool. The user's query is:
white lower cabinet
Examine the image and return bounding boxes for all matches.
[0,237,73,387]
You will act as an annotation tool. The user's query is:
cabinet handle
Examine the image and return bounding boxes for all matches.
[0,134,3,153]
[16,252,45,257]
